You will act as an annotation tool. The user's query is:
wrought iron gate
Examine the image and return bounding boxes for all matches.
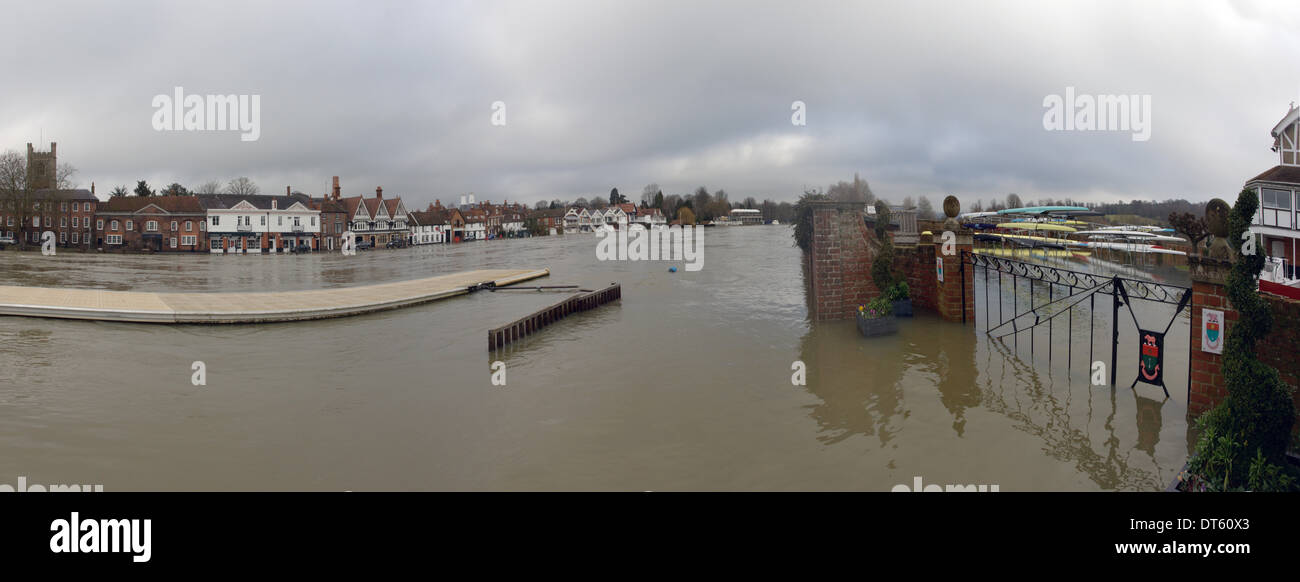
[963,252,1192,397]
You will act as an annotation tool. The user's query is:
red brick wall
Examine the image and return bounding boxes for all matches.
[809,203,874,320]
[897,243,937,313]
[809,204,974,321]
[1188,277,1300,419]
[935,240,974,323]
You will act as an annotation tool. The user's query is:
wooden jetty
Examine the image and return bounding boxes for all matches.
[0,268,549,324]
[488,282,621,351]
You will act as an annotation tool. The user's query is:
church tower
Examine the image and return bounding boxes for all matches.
[26,142,56,189]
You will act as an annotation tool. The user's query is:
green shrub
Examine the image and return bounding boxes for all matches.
[889,281,910,302]
[871,201,896,294]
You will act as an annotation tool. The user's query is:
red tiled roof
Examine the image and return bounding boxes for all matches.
[98,196,204,214]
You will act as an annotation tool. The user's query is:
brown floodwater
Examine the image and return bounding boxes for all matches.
[0,227,1191,490]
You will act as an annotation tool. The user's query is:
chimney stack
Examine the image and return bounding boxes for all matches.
[286,186,291,196]
[376,186,383,200]
[332,176,340,200]
[91,182,95,195]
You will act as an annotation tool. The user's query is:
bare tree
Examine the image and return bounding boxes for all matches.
[827,172,875,203]
[641,183,659,207]
[0,150,37,249]
[1006,193,1023,209]
[110,185,129,197]
[917,196,934,219]
[224,177,260,196]
[195,180,222,194]
[901,195,915,209]
[55,163,78,189]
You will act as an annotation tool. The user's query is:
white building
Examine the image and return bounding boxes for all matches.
[730,208,763,225]
[1249,104,1300,288]
[409,210,448,244]
[197,194,321,254]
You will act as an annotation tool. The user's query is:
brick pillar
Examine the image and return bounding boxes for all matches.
[933,232,974,323]
[1187,256,1235,417]
[809,201,871,321]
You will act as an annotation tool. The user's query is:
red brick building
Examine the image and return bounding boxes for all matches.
[94,196,208,252]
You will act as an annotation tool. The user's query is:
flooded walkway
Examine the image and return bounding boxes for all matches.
[0,267,549,323]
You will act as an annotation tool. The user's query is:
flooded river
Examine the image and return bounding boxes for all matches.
[0,227,1191,490]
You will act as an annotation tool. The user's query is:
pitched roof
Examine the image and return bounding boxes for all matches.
[36,188,97,201]
[311,197,347,214]
[99,195,204,214]
[1246,165,1300,186]
[194,193,312,211]
[341,195,365,218]
[409,210,448,226]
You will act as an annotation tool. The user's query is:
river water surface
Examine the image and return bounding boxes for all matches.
[0,227,1192,490]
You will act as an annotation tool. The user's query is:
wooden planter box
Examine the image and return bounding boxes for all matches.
[857,311,898,337]
[892,299,913,317]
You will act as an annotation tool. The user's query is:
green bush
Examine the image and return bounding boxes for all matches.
[792,191,828,252]
[1188,188,1298,490]
[889,281,910,302]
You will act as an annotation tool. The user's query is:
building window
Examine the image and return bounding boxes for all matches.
[261,216,266,226]
[106,235,123,245]
[32,216,39,227]
[277,216,282,226]
[96,219,104,230]
[126,220,134,231]
[72,232,79,243]
[211,216,220,226]
[71,202,78,212]
[61,202,67,211]
[170,237,178,249]
[110,220,120,231]
[6,217,11,226]
[72,217,79,228]
[182,235,197,246]
[171,221,178,232]
[200,221,206,232]
[311,216,317,226]
[1261,188,1293,228]
[60,217,67,227]
[185,221,193,232]
[146,220,159,232]
[60,231,67,243]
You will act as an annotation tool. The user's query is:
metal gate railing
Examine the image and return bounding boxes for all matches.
[963,252,1191,397]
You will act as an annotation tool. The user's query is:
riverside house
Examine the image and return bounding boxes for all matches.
[1249,103,1300,288]
[95,195,207,252]
[198,193,321,253]
[409,209,448,244]
[343,187,409,247]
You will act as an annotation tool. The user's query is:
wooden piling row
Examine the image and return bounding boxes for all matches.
[488,283,621,351]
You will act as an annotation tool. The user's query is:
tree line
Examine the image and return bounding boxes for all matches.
[110,177,262,198]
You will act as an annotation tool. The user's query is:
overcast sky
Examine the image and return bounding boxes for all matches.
[3,0,1299,208]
